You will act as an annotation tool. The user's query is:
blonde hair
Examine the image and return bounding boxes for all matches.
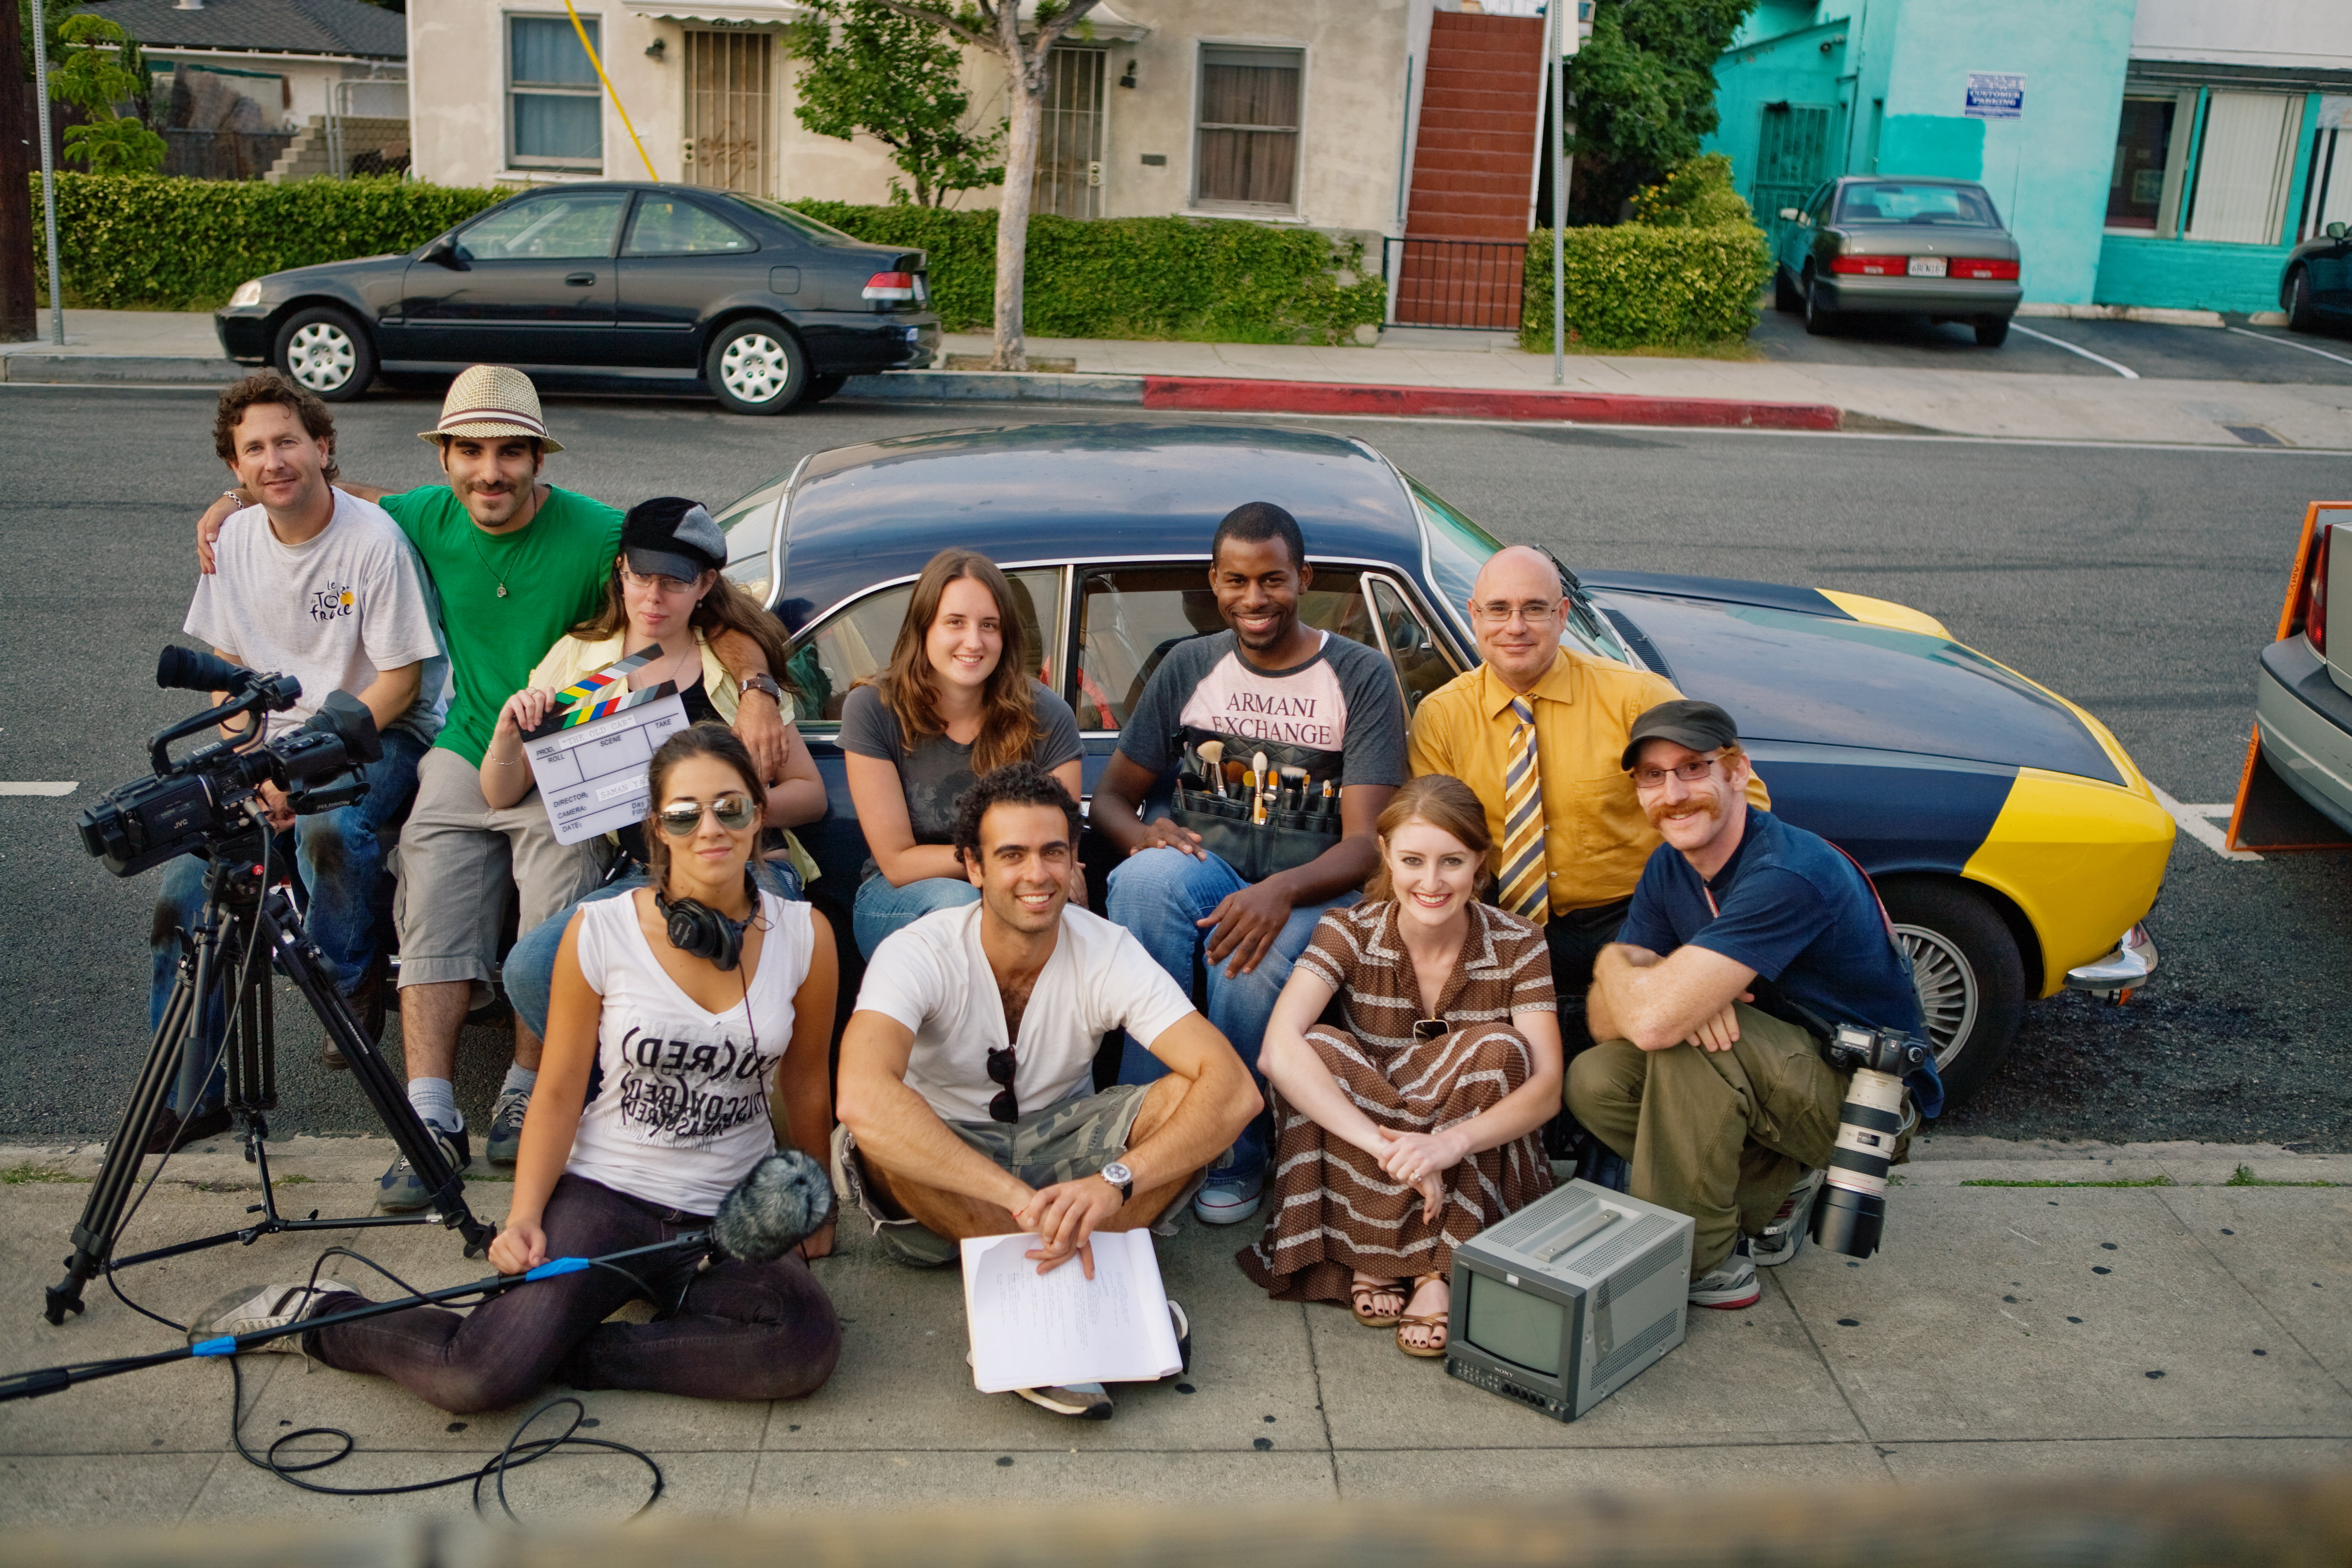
[1364,775,1495,904]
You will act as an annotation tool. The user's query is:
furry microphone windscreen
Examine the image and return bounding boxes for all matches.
[712,1149,836,1262]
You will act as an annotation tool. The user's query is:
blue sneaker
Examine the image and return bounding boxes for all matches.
[485,1089,530,1166]
[1193,1165,1264,1226]
[377,1123,469,1213]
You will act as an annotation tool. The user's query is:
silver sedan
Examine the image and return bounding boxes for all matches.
[1774,176,2024,346]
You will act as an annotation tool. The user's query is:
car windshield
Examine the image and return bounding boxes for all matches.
[722,194,862,246]
[1836,183,2000,227]
[1406,474,1629,664]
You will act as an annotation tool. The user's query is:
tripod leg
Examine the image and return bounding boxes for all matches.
[261,899,495,1258]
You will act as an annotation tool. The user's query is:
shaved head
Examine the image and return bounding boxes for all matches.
[1467,546,1567,692]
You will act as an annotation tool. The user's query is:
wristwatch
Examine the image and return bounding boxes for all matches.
[1100,1160,1134,1205]
[739,672,783,704]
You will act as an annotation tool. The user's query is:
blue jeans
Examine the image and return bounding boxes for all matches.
[1104,846,1355,1179]
[147,727,426,1111]
[851,872,979,961]
[506,857,803,1039]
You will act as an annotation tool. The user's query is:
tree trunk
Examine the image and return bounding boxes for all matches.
[989,2,1036,372]
[0,0,39,341]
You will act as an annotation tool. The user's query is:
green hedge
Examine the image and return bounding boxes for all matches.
[790,202,1385,345]
[1518,222,1771,352]
[32,172,506,310]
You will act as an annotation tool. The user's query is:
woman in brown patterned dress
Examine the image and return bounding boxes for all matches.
[1240,776,1563,1357]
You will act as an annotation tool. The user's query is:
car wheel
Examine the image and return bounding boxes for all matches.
[801,373,846,406]
[1878,879,2026,1108]
[1774,267,1803,313]
[1802,271,1836,336]
[272,306,375,402]
[2285,268,2318,334]
[704,319,805,415]
[1974,314,2011,348]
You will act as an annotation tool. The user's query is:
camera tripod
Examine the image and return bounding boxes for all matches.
[46,838,495,1326]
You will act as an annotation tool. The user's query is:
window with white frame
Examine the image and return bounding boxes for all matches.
[509,13,603,170]
[1195,45,1301,211]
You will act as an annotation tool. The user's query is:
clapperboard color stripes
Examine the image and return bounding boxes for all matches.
[523,645,692,846]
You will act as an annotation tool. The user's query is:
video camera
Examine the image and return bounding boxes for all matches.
[1810,1022,1929,1260]
[76,648,383,878]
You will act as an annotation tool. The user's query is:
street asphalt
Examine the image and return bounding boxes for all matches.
[1749,305,2352,384]
[1,385,2347,1150]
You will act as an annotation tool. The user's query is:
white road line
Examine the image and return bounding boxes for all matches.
[2009,323,2141,378]
[2150,783,2260,862]
[2225,325,2352,369]
[0,783,76,796]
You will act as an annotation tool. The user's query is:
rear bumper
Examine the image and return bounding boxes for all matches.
[2064,922,2158,996]
[2255,636,2352,834]
[1815,276,2023,316]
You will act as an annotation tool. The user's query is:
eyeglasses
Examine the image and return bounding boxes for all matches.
[621,566,699,595]
[1469,600,1563,626]
[1630,756,1723,789]
[655,793,758,837]
[986,1044,1019,1123]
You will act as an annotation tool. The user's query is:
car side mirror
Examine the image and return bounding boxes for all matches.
[2330,221,2348,241]
[423,236,467,269]
[1778,207,1800,221]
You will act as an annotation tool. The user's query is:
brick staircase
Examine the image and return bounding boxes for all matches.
[1395,10,1545,328]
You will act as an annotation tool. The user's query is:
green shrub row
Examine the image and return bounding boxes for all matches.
[1518,221,1772,352]
[31,172,505,309]
[788,202,1386,345]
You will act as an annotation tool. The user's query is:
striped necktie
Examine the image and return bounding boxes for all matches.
[1498,696,1548,921]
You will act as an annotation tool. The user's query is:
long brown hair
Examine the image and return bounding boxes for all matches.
[876,548,1040,775]
[571,556,794,704]
[1364,774,1495,904]
[641,724,767,894]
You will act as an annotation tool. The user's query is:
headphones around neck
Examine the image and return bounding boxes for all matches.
[656,867,760,971]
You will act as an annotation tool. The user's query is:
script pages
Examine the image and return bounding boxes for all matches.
[961,1230,1182,1393]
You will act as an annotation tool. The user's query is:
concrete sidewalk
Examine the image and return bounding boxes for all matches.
[9,312,2352,448]
[0,1133,2342,1528]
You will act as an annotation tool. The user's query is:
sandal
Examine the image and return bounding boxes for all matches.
[1395,1273,1449,1359]
[1349,1273,1405,1328]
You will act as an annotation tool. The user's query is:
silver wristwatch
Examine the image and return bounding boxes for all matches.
[1100,1160,1134,1204]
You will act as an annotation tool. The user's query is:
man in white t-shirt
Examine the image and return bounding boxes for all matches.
[835,762,1259,1419]
[146,372,446,1150]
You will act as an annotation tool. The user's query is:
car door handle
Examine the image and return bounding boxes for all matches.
[565,271,596,286]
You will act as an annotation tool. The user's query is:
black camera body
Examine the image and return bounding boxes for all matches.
[1810,1022,1929,1260]
[76,648,383,878]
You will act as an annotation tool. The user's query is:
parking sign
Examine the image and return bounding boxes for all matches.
[1966,73,2025,120]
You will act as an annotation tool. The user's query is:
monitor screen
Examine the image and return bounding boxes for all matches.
[1463,1270,1564,1377]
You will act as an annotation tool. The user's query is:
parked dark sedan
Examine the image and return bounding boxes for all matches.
[711,423,2172,1105]
[214,182,940,413]
[2283,221,2352,335]
[1773,176,2023,346]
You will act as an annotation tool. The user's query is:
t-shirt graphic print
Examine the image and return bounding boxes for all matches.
[1118,628,1408,795]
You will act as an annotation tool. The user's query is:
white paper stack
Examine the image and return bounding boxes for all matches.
[960,1231,1182,1393]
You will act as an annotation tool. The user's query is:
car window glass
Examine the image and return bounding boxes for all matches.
[790,568,1060,725]
[457,192,628,261]
[1836,182,1998,226]
[1075,565,1370,732]
[626,196,755,256]
[1367,576,1461,715]
[1405,474,1624,666]
[721,193,860,246]
[715,491,781,604]
[1807,184,1834,221]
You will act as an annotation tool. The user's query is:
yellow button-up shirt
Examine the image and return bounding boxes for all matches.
[1406,647,1768,915]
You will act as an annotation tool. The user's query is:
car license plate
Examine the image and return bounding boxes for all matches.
[1908,256,1948,278]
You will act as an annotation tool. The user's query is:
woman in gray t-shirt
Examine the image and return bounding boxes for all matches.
[841,549,1083,958]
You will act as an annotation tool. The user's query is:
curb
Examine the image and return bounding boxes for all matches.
[2017,302,2227,327]
[838,368,1145,404]
[0,352,240,385]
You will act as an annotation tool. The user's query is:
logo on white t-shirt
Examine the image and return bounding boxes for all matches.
[307,580,356,623]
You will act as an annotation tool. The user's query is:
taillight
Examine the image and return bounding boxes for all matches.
[862,271,916,302]
[1829,255,1907,276]
[2307,523,2332,655]
[1949,257,2020,279]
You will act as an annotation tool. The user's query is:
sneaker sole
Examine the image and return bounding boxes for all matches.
[1690,1286,1762,1310]
[1193,1194,1263,1226]
[1013,1386,1115,1419]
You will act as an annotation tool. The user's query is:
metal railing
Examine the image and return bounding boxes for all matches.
[1383,236,1528,330]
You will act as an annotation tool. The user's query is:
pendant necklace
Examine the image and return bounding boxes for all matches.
[469,485,541,599]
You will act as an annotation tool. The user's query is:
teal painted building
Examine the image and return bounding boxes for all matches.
[1706,1,2352,313]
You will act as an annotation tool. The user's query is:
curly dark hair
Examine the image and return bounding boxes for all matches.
[950,760,1080,866]
[213,369,340,482]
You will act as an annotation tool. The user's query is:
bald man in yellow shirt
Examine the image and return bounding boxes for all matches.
[1408,547,1768,1030]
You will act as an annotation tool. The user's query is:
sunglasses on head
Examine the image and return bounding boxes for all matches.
[985,1044,1019,1123]
[655,793,758,838]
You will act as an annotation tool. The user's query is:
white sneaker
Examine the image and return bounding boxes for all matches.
[187,1281,353,1352]
[1013,1381,1115,1419]
[1688,1250,1760,1311]
[1193,1167,1264,1226]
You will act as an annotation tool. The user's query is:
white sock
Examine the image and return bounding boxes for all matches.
[500,1065,538,1098]
[408,1078,460,1133]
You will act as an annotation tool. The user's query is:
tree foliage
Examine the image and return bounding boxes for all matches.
[54,14,162,174]
[1565,0,1752,225]
[1627,152,1752,227]
[787,0,1002,207]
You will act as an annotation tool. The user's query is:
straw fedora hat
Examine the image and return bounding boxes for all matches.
[417,365,565,453]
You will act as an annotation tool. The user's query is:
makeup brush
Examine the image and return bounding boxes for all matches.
[1198,739,1226,796]
[1279,766,1308,813]
[1224,759,1247,795]
[1251,750,1271,825]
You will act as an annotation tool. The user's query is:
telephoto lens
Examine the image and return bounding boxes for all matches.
[1810,1024,1925,1259]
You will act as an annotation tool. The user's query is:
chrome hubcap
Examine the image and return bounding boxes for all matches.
[286,321,355,391]
[719,333,790,403]
[1895,922,1978,1069]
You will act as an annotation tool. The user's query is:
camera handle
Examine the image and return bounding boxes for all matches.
[45,859,494,1327]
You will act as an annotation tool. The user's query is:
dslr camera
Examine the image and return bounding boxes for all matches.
[1809,1022,1929,1259]
[77,648,382,878]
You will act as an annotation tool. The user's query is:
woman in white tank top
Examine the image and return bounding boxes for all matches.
[241,726,844,1414]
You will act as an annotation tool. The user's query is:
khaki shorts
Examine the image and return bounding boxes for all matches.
[393,745,611,991]
[831,1082,1153,1268]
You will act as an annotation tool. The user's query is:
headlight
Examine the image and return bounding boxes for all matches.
[228,280,263,308]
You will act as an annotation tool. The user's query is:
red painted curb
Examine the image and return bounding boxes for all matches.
[1139,375,1844,432]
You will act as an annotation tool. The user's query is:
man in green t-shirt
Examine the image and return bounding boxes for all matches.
[198,367,791,1208]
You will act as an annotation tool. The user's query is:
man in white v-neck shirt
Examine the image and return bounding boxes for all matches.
[834,763,1259,1419]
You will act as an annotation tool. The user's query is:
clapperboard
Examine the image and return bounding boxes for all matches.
[524,646,691,846]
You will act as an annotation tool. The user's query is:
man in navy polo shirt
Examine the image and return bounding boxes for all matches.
[1568,701,1937,1311]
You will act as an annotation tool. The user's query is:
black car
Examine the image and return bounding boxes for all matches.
[2283,221,2352,335]
[214,182,941,414]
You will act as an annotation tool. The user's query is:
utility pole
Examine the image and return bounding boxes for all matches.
[1549,0,1565,384]
[0,0,38,341]
[31,0,62,344]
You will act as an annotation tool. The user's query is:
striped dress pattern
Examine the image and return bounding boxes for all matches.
[1239,900,1557,1305]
